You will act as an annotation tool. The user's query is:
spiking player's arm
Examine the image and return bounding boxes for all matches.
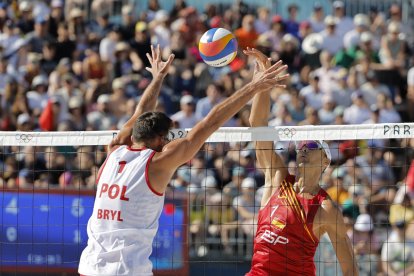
[109,45,175,150]
[245,48,289,207]
[149,58,289,194]
[322,199,359,276]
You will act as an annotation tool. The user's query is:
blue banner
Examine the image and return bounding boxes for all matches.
[0,191,186,273]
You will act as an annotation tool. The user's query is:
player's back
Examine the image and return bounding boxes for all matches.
[79,146,164,276]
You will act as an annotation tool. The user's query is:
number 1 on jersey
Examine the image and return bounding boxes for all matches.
[118,161,127,174]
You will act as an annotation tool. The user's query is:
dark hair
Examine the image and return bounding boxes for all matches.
[132,111,172,142]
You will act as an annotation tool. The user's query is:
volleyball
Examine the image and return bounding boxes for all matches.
[198,28,238,67]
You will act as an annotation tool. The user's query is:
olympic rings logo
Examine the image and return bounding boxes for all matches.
[277,128,297,139]
[15,134,33,143]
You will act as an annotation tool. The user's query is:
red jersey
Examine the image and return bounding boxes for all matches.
[247,175,328,276]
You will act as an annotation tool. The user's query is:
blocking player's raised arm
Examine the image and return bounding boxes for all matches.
[149,57,290,192]
[244,48,289,204]
[109,45,174,150]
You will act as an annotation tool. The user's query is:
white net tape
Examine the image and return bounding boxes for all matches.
[2,123,414,146]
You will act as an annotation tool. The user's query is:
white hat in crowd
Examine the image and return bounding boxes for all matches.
[97,94,111,104]
[302,33,323,54]
[354,214,373,232]
[202,175,217,189]
[241,177,256,189]
[17,113,31,125]
[180,95,194,105]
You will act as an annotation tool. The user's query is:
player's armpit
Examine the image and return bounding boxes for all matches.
[322,200,359,276]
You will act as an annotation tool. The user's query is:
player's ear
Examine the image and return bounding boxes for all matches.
[322,156,330,172]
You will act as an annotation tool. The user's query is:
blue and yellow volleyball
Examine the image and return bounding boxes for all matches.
[198,28,238,67]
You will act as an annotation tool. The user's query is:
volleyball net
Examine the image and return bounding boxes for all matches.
[1,123,414,275]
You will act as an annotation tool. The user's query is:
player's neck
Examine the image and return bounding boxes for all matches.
[295,172,321,196]
[130,142,147,150]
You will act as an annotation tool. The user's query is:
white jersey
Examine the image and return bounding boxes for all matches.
[79,146,165,276]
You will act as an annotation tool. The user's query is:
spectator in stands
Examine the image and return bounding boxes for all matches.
[130,21,152,70]
[99,26,121,64]
[331,69,352,107]
[359,71,391,106]
[375,93,401,123]
[348,214,381,276]
[379,22,406,71]
[0,20,20,58]
[171,95,197,128]
[67,96,87,131]
[43,146,65,185]
[113,42,135,78]
[390,185,414,229]
[82,49,108,102]
[327,167,349,206]
[86,94,117,130]
[16,113,33,131]
[309,2,325,33]
[343,91,371,124]
[48,0,65,38]
[269,101,295,127]
[27,17,54,54]
[387,3,412,45]
[234,14,258,50]
[222,177,259,253]
[254,7,270,34]
[332,0,353,37]
[284,4,299,38]
[320,15,343,55]
[318,95,336,125]
[262,15,285,53]
[300,71,324,110]
[187,183,206,257]
[343,14,370,51]
[381,219,414,275]
[190,153,215,187]
[278,34,300,73]
[223,166,247,199]
[17,1,34,35]
[26,74,49,116]
[196,83,223,119]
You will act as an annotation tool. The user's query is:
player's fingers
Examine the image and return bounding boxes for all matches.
[166,54,175,65]
[160,54,175,73]
[264,61,284,75]
[145,67,152,73]
[273,64,288,76]
[275,84,287,88]
[155,44,161,60]
[243,48,254,56]
[276,73,290,81]
[146,53,153,64]
[150,45,155,59]
[254,61,259,73]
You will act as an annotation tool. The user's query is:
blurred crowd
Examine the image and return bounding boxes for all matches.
[1,0,414,274]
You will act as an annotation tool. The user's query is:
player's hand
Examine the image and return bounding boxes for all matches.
[109,126,133,150]
[145,44,175,80]
[250,58,289,91]
[243,47,271,71]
